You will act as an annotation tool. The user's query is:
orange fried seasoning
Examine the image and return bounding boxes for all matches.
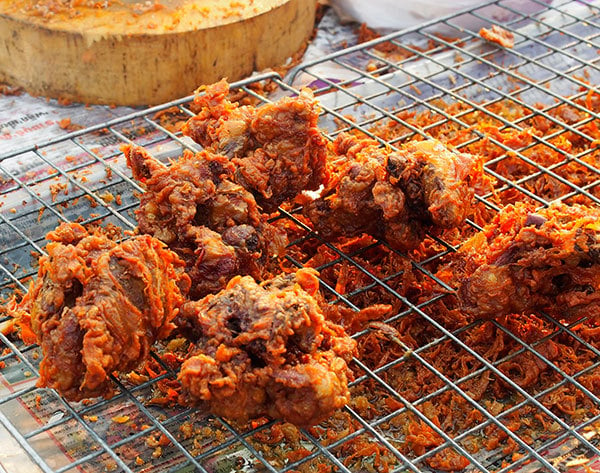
[358,24,413,58]
[0,83,22,96]
[111,415,130,424]
[3,79,600,473]
[368,93,600,208]
[18,0,165,19]
[269,83,600,468]
[480,25,515,48]
[280,238,586,471]
[58,118,71,129]
[152,106,189,134]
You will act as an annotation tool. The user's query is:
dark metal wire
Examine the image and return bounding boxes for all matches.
[2,1,600,472]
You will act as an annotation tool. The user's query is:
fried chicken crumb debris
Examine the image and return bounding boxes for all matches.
[111,415,130,424]
[3,77,600,468]
[480,25,515,48]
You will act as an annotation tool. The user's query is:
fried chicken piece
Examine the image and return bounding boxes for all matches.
[455,202,600,320]
[304,134,486,251]
[182,79,328,211]
[7,222,190,401]
[178,268,356,427]
[480,25,515,48]
[123,145,287,299]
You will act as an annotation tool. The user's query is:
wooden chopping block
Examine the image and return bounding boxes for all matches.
[0,0,316,106]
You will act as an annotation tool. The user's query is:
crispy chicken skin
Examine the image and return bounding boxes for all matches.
[455,203,600,320]
[182,79,328,212]
[123,145,287,299]
[178,268,356,427]
[7,223,190,401]
[304,134,485,251]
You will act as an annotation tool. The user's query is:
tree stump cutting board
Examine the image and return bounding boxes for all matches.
[0,0,315,106]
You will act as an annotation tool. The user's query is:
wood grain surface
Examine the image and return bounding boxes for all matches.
[0,0,315,105]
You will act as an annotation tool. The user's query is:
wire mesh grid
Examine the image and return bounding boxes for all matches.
[1,0,600,471]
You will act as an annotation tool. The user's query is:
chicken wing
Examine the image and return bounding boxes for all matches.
[455,202,600,320]
[304,134,486,251]
[178,268,356,427]
[182,79,328,211]
[123,145,287,299]
[8,222,190,401]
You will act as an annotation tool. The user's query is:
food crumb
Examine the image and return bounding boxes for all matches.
[366,62,378,73]
[179,422,194,439]
[0,84,22,96]
[50,183,68,202]
[58,118,71,129]
[480,25,515,48]
[99,192,115,204]
[152,447,162,459]
[146,433,160,448]
[111,415,130,424]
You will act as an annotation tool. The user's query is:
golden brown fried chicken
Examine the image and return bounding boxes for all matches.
[123,145,287,299]
[7,223,190,401]
[304,134,486,251]
[182,79,328,211]
[178,268,356,427]
[455,202,600,320]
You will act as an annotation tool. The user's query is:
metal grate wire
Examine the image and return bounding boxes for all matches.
[2,0,600,471]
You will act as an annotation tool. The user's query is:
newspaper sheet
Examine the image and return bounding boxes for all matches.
[1,3,599,472]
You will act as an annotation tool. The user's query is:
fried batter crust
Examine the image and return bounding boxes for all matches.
[182,79,328,211]
[124,144,287,299]
[178,268,356,427]
[8,223,190,401]
[455,202,600,319]
[480,25,515,48]
[304,134,485,251]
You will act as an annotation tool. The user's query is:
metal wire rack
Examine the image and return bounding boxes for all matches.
[1,0,600,471]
